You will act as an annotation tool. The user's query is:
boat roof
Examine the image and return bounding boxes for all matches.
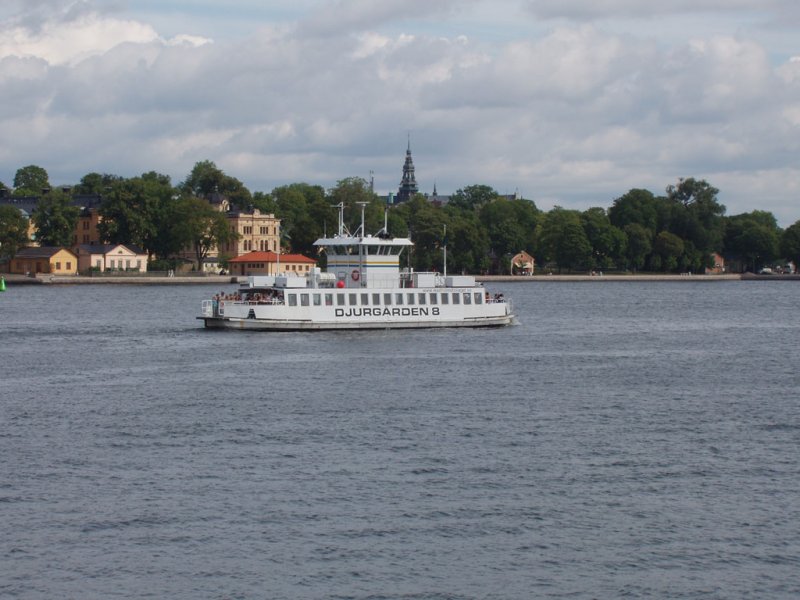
[313,234,413,248]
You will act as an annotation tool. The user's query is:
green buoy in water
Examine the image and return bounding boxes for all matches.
[0,276,5,292]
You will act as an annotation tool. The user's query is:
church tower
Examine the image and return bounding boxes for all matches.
[396,137,419,203]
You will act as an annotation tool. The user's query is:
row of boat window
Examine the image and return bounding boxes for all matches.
[327,245,403,256]
[286,291,485,307]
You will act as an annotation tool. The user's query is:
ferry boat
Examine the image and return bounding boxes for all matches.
[199,204,514,330]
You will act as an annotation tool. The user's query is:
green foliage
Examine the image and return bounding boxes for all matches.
[448,185,500,212]
[653,231,685,272]
[31,189,79,247]
[168,197,238,267]
[0,205,30,258]
[13,165,50,196]
[581,207,626,269]
[74,172,124,195]
[98,173,176,257]
[781,221,800,270]
[623,223,652,271]
[724,211,781,272]
[181,160,252,208]
[536,207,592,273]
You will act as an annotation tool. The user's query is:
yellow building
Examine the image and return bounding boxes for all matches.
[74,207,103,246]
[222,208,281,256]
[11,247,78,275]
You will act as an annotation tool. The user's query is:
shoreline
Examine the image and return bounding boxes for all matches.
[2,273,797,286]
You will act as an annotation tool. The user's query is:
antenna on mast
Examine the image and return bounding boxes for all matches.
[356,201,368,238]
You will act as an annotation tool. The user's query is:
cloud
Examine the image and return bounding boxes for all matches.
[0,0,799,225]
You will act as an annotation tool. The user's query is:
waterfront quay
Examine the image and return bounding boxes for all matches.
[4,272,798,286]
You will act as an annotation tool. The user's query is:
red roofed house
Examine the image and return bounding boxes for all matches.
[228,251,317,277]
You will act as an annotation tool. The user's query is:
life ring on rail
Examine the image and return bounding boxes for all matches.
[351,269,360,281]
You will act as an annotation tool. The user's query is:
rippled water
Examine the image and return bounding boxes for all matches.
[2,281,799,599]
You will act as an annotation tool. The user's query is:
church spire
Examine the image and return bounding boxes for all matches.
[396,136,419,203]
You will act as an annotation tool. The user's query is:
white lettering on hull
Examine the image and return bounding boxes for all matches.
[335,307,439,318]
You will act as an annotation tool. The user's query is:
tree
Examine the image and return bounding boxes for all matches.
[0,205,30,258]
[169,197,238,268]
[724,211,781,272]
[98,173,175,257]
[31,189,79,247]
[327,177,382,234]
[74,172,124,195]
[180,160,252,208]
[665,177,726,254]
[536,207,592,273]
[781,220,800,272]
[581,207,626,270]
[623,223,652,272]
[608,188,659,233]
[478,197,540,269]
[447,185,500,212]
[13,165,50,196]
[653,231,685,272]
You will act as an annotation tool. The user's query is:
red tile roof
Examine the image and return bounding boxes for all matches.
[228,251,316,264]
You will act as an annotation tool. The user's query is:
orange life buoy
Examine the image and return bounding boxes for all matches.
[351,269,360,281]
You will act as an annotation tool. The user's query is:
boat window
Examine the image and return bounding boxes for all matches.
[325,293,333,306]
[395,293,403,305]
[288,294,297,306]
[463,292,471,305]
[474,292,483,304]
[361,293,369,305]
[300,294,309,307]
[441,293,449,305]
[418,293,426,305]
[313,293,321,306]
[429,293,437,305]
[407,293,415,305]
[384,293,392,305]
[373,293,381,305]
[337,294,346,306]
[349,293,358,305]
[452,293,460,305]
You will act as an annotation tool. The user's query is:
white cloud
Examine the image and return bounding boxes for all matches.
[0,0,799,226]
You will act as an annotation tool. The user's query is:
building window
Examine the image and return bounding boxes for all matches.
[66,262,71,270]
[56,262,61,270]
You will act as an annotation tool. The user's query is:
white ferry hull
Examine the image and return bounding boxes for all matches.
[199,313,513,331]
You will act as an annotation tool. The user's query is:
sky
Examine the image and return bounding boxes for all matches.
[1,0,799,225]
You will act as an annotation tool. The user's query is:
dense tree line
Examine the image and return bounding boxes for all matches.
[2,163,800,274]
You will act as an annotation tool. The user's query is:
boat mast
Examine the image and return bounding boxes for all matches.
[443,224,447,279]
